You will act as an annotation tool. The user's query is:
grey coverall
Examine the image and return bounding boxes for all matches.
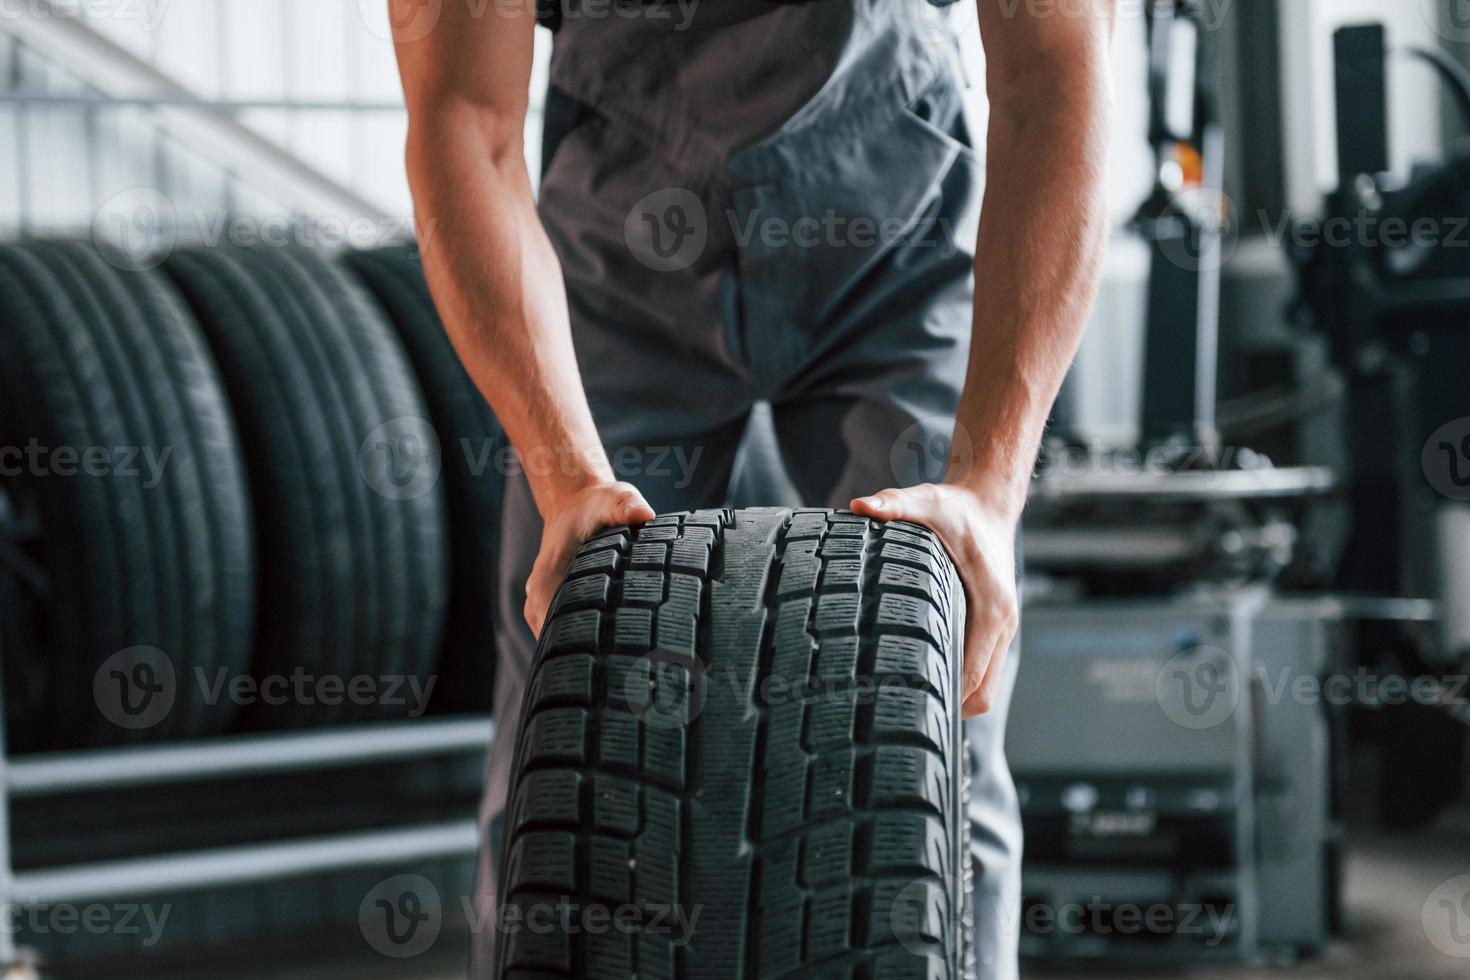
[474,2,1022,976]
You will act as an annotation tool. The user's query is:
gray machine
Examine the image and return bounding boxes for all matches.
[1007,0,1347,964]
[1008,584,1344,963]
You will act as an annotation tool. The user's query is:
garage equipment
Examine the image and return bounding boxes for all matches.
[1290,23,1470,824]
[1132,0,1226,452]
[1009,588,1345,963]
[1008,1,1347,965]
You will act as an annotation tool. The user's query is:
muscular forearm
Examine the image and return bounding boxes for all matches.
[406,109,612,518]
[954,24,1113,520]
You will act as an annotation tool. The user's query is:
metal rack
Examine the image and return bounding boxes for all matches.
[0,451,493,973]
[0,5,536,972]
[0,705,493,970]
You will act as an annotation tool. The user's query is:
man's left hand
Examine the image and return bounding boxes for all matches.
[851,484,1019,718]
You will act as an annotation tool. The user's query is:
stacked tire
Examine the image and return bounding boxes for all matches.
[340,246,504,715]
[0,238,502,750]
[0,241,253,750]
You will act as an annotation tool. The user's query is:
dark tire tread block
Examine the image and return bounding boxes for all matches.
[498,507,970,979]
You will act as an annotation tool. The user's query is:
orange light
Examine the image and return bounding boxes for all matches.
[1175,141,1204,187]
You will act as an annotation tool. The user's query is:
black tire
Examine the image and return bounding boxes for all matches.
[0,241,253,750]
[340,245,504,714]
[496,507,972,978]
[163,244,448,728]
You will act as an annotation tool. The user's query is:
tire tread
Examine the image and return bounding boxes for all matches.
[498,508,967,978]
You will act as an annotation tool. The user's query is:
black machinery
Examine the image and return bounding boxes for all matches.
[1290,23,1470,825]
[1013,11,1470,968]
[1011,2,1343,965]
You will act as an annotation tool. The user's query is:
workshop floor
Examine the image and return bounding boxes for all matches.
[115,806,1470,980]
[1031,805,1470,980]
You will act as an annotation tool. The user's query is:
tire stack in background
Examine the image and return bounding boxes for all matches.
[0,238,504,752]
[341,247,504,716]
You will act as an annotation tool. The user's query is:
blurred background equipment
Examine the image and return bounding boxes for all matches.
[1009,3,1344,965]
[1008,1,1470,974]
[1287,21,1470,831]
[0,1,1466,978]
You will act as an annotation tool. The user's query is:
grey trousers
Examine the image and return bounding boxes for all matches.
[471,4,1021,976]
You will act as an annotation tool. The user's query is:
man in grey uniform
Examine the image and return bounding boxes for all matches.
[392,0,1114,975]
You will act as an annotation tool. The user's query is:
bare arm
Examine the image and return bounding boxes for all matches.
[391,0,652,634]
[960,0,1114,516]
[854,0,1115,715]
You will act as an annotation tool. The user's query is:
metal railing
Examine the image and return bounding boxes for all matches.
[0,2,406,238]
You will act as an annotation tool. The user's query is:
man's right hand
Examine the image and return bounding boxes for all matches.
[523,481,657,638]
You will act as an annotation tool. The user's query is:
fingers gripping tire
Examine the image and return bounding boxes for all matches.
[496,507,973,978]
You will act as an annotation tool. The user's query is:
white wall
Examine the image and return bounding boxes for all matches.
[1278,0,1443,213]
[0,1,553,237]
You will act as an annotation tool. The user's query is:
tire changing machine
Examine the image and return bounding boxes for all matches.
[1006,0,1350,965]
